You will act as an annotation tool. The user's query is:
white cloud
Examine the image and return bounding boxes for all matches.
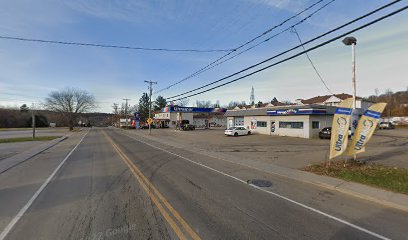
[249,0,306,12]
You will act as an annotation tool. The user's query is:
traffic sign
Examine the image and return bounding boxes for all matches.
[147,118,153,125]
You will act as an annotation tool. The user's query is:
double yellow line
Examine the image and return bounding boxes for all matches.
[102,131,201,240]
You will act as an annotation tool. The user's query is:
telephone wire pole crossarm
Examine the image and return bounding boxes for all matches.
[144,80,158,135]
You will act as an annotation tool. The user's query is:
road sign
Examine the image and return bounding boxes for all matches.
[147,118,153,125]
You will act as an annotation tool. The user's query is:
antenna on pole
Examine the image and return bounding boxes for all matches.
[250,86,255,105]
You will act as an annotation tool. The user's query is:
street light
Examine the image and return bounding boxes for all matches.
[343,36,357,161]
[342,36,357,110]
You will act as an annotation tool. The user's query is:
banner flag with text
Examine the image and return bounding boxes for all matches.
[329,98,353,159]
[346,103,387,156]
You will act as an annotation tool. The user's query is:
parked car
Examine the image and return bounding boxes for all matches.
[180,120,195,131]
[225,127,251,136]
[318,127,352,139]
[140,124,156,129]
[378,122,395,129]
[319,127,331,139]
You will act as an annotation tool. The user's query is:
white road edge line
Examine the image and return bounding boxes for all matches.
[119,131,391,240]
[0,131,89,240]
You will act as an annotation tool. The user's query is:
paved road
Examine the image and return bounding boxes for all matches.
[1,128,407,240]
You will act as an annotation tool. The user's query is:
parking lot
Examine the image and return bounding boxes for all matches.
[130,128,408,169]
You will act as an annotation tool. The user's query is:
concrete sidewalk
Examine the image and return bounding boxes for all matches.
[123,129,408,213]
[0,135,69,174]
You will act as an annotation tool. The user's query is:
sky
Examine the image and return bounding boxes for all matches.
[0,0,407,113]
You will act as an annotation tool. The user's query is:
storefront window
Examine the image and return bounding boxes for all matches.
[257,121,267,127]
[279,121,304,129]
[312,121,320,129]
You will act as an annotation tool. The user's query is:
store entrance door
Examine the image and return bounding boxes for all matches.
[270,121,276,135]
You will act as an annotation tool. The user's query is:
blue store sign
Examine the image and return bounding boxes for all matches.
[267,108,327,116]
[163,106,226,113]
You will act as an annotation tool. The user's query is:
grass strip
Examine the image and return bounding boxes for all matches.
[305,161,408,195]
[0,136,61,143]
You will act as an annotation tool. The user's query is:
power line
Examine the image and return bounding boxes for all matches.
[154,0,332,94]
[166,0,402,100]
[164,0,336,91]
[168,5,407,102]
[290,27,333,95]
[0,35,233,53]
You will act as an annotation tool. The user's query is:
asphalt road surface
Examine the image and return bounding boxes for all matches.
[1,128,407,240]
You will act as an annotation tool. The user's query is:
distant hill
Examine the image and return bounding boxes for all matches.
[0,108,113,128]
[366,89,408,117]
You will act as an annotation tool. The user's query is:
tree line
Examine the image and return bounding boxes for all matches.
[367,88,408,117]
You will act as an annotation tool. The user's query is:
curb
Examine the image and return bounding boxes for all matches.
[123,129,408,213]
[0,135,69,174]
[274,166,408,213]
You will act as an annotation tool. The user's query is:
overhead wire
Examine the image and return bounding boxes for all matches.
[290,27,334,95]
[154,0,331,94]
[0,35,233,53]
[164,0,337,91]
[166,0,402,100]
[168,5,407,101]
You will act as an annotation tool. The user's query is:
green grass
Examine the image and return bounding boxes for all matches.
[0,128,38,131]
[0,136,62,143]
[0,127,68,131]
[305,161,408,195]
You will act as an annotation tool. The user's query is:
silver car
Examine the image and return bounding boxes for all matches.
[224,127,251,136]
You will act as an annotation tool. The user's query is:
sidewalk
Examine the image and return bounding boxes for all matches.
[123,129,408,212]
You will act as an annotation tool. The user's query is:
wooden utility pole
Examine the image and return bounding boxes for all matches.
[144,80,157,135]
[123,99,130,128]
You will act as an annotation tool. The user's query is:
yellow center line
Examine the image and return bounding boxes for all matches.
[102,131,201,240]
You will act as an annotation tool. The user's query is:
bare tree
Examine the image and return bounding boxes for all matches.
[177,99,190,107]
[196,100,212,108]
[44,88,96,130]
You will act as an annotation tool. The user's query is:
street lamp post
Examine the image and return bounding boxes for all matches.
[342,36,357,110]
[342,36,357,161]
[31,103,36,140]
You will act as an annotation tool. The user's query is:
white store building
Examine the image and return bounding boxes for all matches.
[154,106,227,129]
[225,105,338,139]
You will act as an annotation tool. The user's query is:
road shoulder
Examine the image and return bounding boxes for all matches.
[123,129,408,212]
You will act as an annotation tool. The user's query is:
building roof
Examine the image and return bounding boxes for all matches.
[224,104,338,117]
[224,108,269,117]
[300,93,362,104]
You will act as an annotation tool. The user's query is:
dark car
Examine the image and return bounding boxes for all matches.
[378,122,395,129]
[319,127,332,139]
[319,127,352,139]
[140,124,156,129]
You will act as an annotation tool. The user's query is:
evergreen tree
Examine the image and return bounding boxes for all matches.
[154,96,167,111]
[138,93,150,121]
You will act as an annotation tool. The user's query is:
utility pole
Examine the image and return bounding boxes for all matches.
[112,103,119,127]
[31,103,36,140]
[144,80,157,135]
[123,99,130,128]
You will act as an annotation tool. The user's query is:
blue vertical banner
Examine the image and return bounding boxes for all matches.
[134,112,140,129]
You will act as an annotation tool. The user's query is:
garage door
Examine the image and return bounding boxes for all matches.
[234,117,244,126]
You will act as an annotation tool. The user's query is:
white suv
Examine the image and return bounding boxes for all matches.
[225,127,251,136]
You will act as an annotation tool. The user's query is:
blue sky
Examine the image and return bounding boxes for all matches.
[0,0,407,112]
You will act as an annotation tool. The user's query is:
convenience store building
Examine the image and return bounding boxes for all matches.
[224,105,337,139]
